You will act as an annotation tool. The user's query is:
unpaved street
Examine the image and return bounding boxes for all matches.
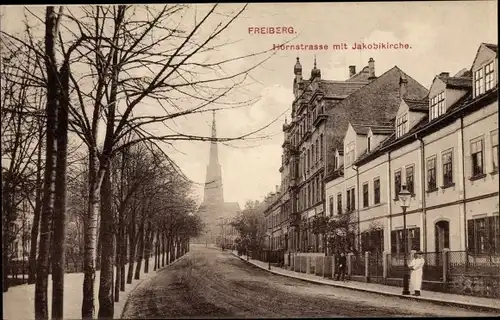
[122,246,494,318]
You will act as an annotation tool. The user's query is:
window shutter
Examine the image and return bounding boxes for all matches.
[391,230,397,253]
[487,216,494,254]
[412,228,421,251]
[467,219,475,253]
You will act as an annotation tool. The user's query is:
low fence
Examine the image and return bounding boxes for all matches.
[447,250,500,298]
[248,249,500,299]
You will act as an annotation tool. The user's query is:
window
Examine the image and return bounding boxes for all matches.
[367,136,371,152]
[345,142,355,166]
[429,91,445,120]
[442,150,453,186]
[427,156,437,190]
[329,196,334,216]
[333,154,337,170]
[362,230,384,253]
[316,138,319,162]
[350,187,356,212]
[307,149,311,171]
[406,166,414,195]
[474,68,485,97]
[346,189,351,212]
[396,113,408,138]
[362,183,369,208]
[471,137,484,177]
[391,227,421,254]
[337,193,342,215]
[492,129,498,172]
[468,216,500,254]
[485,62,495,91]
[373,178,380,204]
[311,145,315,166]
[394,170,401,200]
[320,134,324,159]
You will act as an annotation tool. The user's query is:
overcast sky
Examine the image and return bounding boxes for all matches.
[1,2,497,209]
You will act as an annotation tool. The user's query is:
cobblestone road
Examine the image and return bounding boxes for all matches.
[122,246,493,318]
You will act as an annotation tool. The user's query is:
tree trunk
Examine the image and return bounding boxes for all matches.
[51,61,69,320]
[2,177,13,293]
[120,225,127,291]
[35,7,59,318]
[170,237,176,263]
[161,232,166,267]
[81,151,101,319]
[144,222,152,274]
[154,231,159,271]
[126,209,136,284]
[28,121,44,285]
[114,231,121,301]
[134,220,145,280]
[98,169,115,318]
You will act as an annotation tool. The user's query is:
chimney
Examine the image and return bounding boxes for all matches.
[400,75,408,98]
[349,65,356,78]
[368,58,376,80]
[439,72,450,78]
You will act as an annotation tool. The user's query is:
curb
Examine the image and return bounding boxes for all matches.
[118,252,190,319]
[231,252,500,314]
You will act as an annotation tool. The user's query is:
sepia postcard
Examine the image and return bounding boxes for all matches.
[1,1,499,319]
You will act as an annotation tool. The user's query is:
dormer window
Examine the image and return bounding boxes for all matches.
[367,136,372,152]
[345,142,355,166]
[474,68,485,97]
[396,113,408,138]
[429,91,445,120]
[485,61,495,91]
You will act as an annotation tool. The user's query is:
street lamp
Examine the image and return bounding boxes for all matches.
[398,184,412,295]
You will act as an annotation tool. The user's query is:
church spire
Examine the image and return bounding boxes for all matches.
[203,110,223,205]
[211,109,217,139]
[209,110,219,164]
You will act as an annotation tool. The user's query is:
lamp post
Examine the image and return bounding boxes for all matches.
[398,184,412,295]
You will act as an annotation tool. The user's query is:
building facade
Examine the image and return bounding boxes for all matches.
[325,43,499,256]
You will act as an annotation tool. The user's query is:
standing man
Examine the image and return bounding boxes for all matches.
[409,251,425,296]
[336,252,347,281]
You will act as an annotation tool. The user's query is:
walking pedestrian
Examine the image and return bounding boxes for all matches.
[409,251,425,296]
[336,252,347,281]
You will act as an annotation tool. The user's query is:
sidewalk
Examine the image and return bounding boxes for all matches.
[232,252,500,314]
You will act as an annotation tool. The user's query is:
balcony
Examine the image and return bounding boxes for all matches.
[313,114,328,128]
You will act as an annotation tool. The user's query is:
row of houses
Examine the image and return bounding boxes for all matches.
[263,43,499,258]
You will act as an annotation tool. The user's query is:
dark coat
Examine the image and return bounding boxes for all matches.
[338,255,347,267]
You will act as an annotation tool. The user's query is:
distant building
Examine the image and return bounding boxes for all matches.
[194,111,240,245]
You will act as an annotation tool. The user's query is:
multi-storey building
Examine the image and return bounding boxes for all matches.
[279,58,377,253]
[325,43,499,255]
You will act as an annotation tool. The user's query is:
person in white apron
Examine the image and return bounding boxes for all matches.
[409,251,425,296]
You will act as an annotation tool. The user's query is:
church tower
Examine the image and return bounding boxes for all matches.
[203,110,224,206]
[195,111,241,246]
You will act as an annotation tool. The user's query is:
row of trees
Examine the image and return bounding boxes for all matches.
[2,4,274,319]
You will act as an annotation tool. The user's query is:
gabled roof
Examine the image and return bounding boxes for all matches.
[404,98,429,112]
[319,80,368,99]
[483,43,498,53]
[471,43,498,69]
[223,202,241,216]
[327,66,428,151]
[354,89,490,166]
[346,66,371,82]
[440,75,472,90]
[351,123,371,135]
[370,126,395,135]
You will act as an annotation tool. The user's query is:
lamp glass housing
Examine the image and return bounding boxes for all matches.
[398,185,411,209]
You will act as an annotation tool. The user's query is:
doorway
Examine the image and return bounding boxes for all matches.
[435,220,450,253]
